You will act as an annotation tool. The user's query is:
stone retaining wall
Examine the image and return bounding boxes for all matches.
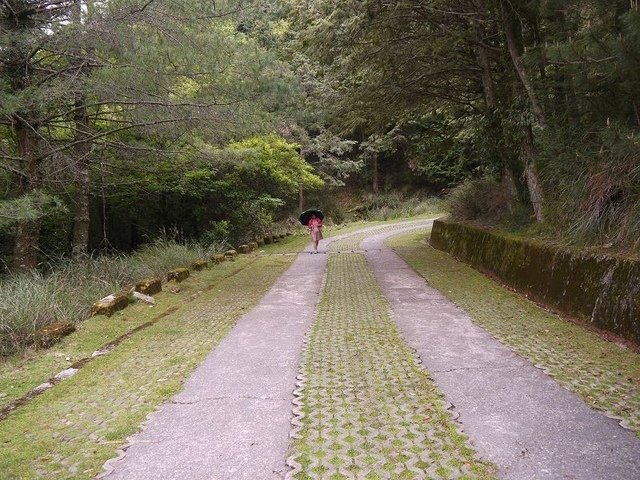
[430,219,640,343]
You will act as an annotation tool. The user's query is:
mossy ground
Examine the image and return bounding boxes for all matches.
[3,219,632,479]
[0,239,302,480]
[387,230,640,438]
[0,257,258,411]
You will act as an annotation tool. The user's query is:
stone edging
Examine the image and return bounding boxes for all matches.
[0,256,261,423]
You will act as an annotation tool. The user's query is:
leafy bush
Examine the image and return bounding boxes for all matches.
[200,220,232,247]
[446,178,513,222]
[229,134,324,197]
[227,194,285,244]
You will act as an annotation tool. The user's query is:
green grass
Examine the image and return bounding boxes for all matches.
[387,230,640,438]
[361,195,445,221]
[0,256,258,412]
[0,250,298,479]
[0,233,311,411]
[257,232,311,253]
[0,239,221,356]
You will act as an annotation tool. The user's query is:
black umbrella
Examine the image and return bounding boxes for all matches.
[299,209,324,226]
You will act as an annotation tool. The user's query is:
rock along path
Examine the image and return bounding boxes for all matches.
[100,220,640,480]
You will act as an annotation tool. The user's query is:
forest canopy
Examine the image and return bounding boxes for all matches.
[2,0,639,273]
[283,0,640,250]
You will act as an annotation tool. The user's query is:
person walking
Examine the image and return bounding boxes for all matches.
[307,213,323,253]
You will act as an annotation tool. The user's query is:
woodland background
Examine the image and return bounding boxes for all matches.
[1,0,639,352]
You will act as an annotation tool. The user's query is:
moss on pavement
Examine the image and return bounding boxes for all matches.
[287,253,496,479]
[387,230,640,438]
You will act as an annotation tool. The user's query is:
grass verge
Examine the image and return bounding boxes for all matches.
[0,256,255,412]
[0,249,297,479]
[0,240,220,356]
[0,236,307,413]
[387,230,640,438]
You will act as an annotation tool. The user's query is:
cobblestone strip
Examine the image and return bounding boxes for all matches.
[0,256,293,480]
[286,253,495,480]
[388,231,640,437]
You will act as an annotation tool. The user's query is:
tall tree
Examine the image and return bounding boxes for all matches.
[1,0,295,269]
[1,0,57,270]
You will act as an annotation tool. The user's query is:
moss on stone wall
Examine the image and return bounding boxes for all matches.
[431,219,640,343]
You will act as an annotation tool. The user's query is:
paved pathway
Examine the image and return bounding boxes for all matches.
[100,220,640,480]
[363,227,640,480]
[286,239,492,479]
[100,253,327,479]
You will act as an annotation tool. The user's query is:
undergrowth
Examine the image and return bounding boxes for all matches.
[347,193,445,222]
[445,123,640,255]
[0,239,222,356]
[538,122,640,252]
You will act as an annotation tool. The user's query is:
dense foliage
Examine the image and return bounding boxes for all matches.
[2,0,639,275]
[2,0,639,355]
[283,0,640,251]
[0,0,321,271]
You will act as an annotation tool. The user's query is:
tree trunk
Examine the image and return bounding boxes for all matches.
[501,0,547,127]
[70,0,92,260]
[71,96,92,260]
[6,3,42,272]
[501,2,546,221]
[372,156,379,195]
[501,167,519,213]
[471,6,520,211]
[14,218,40,272]
[470,6,497,110]
[12,122,41,272]
[521,124,544,221]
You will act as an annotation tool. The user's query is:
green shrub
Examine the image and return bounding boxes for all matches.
[200,220,231,247]
[446,178,511,221]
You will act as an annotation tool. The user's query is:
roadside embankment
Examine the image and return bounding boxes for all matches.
[431,219,640,343]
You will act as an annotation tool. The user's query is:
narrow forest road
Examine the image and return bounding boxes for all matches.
[97,220,640,480]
